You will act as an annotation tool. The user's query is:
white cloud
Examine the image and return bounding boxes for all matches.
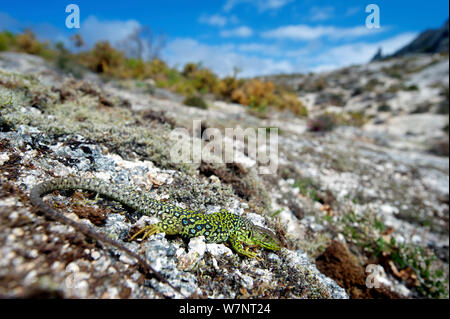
[162,31,418,77]
[162,37,293,77]
[79,15,141,48]
[223,0,292,12]
[345,6,361,16]
[220,26,253,38]
[309,6,335,22]
[257,0,293,11]
[237,43,283,56]
[198,14,237,27]
[261,24,386,40]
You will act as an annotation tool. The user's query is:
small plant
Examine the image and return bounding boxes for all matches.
[343,111,368,127]
[78,41,125,76]
[231,79,274,110]
[293,177,321,202]
[216,76,243,99]
[272,208,283,217]
[265,126,281,135]
[15,29,45,55]
[405,84,419,91]
[273,92,308,116]
[337,208,449,299]
[0,31,15,51]
[183,95,208,109]
[307,113,337,132]
[377,104,392,112]
[364,78,383,91]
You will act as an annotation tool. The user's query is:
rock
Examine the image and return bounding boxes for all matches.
[391,19,449,57]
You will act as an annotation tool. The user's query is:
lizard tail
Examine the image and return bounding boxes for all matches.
[29,177,186,298]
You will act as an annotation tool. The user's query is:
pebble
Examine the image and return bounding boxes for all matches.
[119,254,137,265]
[91,250,101,260]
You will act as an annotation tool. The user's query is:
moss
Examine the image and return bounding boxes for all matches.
[1,68,274,216]
[0,70,197,175]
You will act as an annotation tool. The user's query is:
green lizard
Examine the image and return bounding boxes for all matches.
[30,176,281,259]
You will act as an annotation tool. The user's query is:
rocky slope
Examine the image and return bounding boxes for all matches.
[263,52,449,156]
[0,51,448,298]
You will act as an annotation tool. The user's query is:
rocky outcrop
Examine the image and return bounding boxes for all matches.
[391,19,449,57]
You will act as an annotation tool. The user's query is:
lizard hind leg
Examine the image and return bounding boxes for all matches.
[129,224,162,241]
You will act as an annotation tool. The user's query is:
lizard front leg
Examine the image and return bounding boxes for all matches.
[229,235,261,259]
[129,224,162,240]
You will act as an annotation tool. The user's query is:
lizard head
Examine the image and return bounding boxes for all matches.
[242,223,282,251]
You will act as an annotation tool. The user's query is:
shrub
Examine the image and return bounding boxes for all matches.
[231,87,249,106]
[54,42,83,78]
[0,31,15,51]
[405,84,419,91]
[343,111,368,127]
[216,76,243,99]
[11,30,53,59]
[0,29,321,119]
[181,63,218,94]
[364,78,382,91]
[351,87,364,96]
[123,58,146,79]
[182,62,199,77]
[78,41,125,76]
[377,104,392,112]
[146,58,170,79]
[231,79,274,109]
[192,68,218,93]
[183,95,208,109]
[273,92,308,117]
[307,113,337,132]
[306,77,327,91]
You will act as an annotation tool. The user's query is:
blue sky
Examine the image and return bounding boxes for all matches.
[1,0,448,77]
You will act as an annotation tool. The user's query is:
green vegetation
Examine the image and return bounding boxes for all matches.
[0,29,307,117]
[183,95,208,109]
[377,104,392,112]
[307,111,367,132]
[364,78,384,91]
[0,30,54,58]
[307,113,337,132]
[337,208,448,299]
[272,208,283,217]
[293,178,321,202]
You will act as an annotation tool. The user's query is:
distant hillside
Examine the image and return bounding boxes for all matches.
[391,19,449,57]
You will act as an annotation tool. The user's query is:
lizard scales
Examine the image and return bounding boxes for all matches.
[30,176,281,258]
